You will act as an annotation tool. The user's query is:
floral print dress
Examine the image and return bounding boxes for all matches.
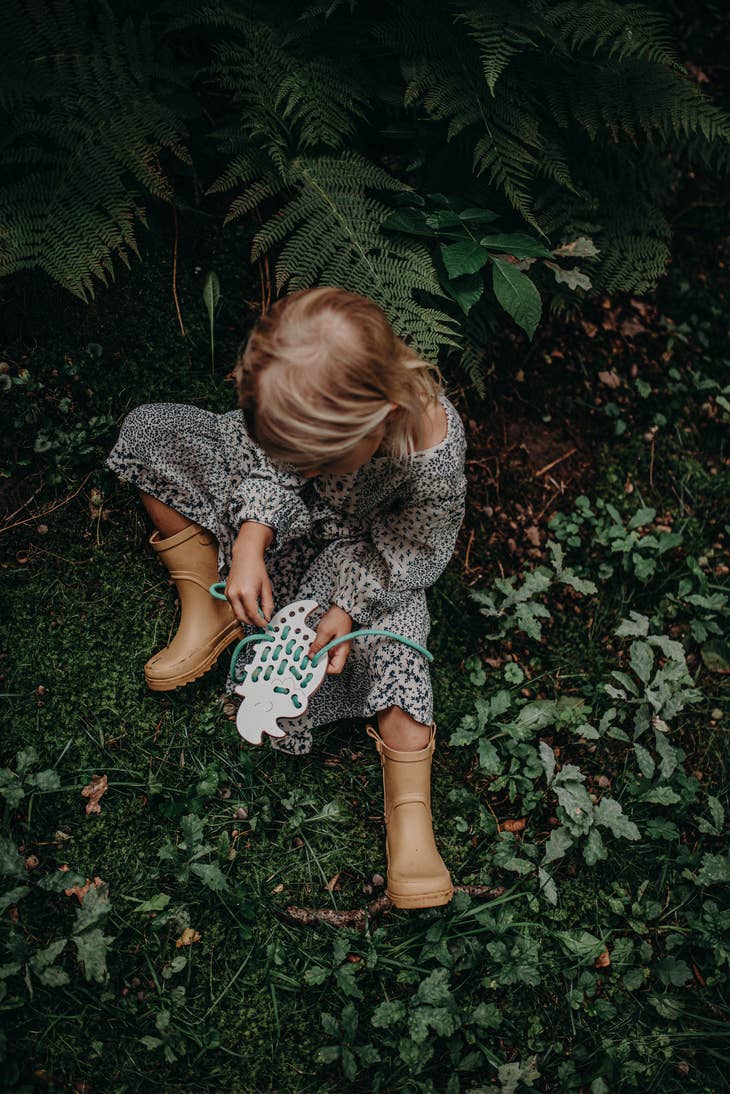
[105,392,467,754]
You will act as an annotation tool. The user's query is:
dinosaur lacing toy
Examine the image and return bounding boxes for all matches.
[209,584,433,746]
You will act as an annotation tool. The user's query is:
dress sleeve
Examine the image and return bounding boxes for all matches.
[227,450,313,551]
[326,465,467,626]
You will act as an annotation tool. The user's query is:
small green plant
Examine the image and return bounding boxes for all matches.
[548,497,684,582]
[470,538,597,640]
[158,814,229,893]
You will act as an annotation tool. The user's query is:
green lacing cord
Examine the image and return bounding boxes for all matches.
[209,582,433,685]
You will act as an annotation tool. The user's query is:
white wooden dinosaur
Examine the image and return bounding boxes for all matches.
[231,599,329,746]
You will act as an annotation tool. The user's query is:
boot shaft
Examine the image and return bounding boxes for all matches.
[150,523,221,598]
[366,723,437,821]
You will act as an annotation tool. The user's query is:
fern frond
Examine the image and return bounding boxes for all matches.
[249,150,462,359]
[0,0,189,300]
[546,1,682,69]
[453,0,558,95]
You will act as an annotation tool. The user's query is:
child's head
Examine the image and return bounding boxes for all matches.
[234,287,445,476]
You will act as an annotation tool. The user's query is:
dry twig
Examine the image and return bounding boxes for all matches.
[284,885,506,929]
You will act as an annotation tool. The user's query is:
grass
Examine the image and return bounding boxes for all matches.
[1,218,729,1092]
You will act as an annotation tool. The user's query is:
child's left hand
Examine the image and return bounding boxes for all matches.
[308,605,353,675]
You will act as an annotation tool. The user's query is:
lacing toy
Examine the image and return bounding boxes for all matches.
[209,584,433,746]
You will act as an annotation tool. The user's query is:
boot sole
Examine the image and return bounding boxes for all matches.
[144,622,243,692]
[387,885,454,910]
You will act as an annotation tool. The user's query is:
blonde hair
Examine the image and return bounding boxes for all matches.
[233,287,446,473]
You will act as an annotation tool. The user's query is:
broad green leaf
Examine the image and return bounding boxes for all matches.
[708,795,725,832]
[634,743,655,779]
[38,869,86,892]
[444,271,484,316]
[0,885,30,912]
[539,740,556,785]
[37,965,70,987]
[629,640,655,684]
[0,837,26,879]
[593,797,640,840]
[181,814,205,849]
[498,1057,541,1094]
[341,1003,358,1041]
[135,893,171,914]
[457,207,499,225]
[26,769,61,792]
[73,883,111,934]
[655,958,691,986]
[30,939,67,975]
[371,1000,406,1029]
[415,968,452,1007]
[648,993,684,1019]
[584,827,608,865]
[615,612,650,637]
[304,966,329,986]
[315,1046,340,1065]
[382,208,435,237]
[701,639,730,674]
[491,258,541,340]
[0,771,25,808]
[74,928,113,982]
[478,738,502,775]
[480,232,553,259]
[555,930,606,963]
[15,748,38,773]
[641,786,681,806]
[190,862,228,891]
[695,853,730,886]
[470,1001,502,1028]
[553,767,594,835]
[538,867,558,906]
[341,1046,357,1082]
[654,730,678,780]
[542,826,574,865]
[627,506,656,530]
[440,239,491,278]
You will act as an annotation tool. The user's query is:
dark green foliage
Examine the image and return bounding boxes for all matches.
[2,0,730,372]
[1,0,192,300]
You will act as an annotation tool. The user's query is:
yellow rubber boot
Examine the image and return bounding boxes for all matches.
[366,722,454,909]
[144,523,243,691]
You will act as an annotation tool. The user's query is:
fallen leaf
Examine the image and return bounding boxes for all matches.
[595,949,611,969]
[81,774,108,815]
[597,369,621,389]
[176,927,201,948]
[500,818,527,833]
[272,883,285,894]
[25,855,39,870]
[326,873,341,892]
[65,876,105,904]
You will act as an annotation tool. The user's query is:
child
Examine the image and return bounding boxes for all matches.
[106,286,467,909]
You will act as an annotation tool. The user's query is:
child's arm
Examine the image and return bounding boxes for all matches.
[226,520,275,626]
[228,450,313,553]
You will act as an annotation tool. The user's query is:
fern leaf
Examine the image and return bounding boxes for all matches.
[0,0,189,300]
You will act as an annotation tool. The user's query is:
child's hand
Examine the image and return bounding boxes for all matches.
[225,546,274,627]
[309,605,353,675]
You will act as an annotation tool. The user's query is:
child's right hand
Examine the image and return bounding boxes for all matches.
[227,523,275,627]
